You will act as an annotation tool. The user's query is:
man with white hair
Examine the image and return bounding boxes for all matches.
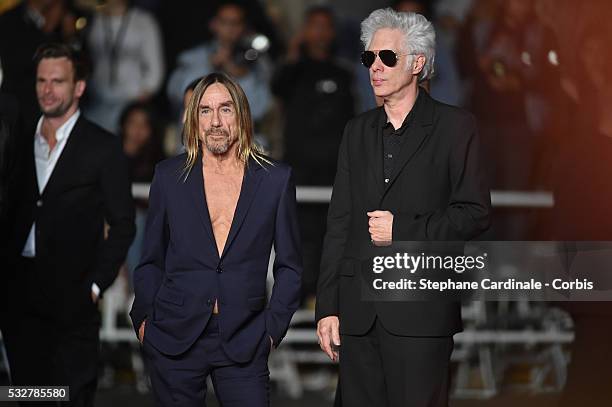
[316,8,490,406]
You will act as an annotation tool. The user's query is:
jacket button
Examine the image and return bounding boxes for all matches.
[206,299,213,306]
[36,199,43,207]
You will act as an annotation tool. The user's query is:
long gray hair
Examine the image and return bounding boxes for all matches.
[360,8,435,82]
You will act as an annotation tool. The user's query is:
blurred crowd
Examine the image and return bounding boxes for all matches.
[1,0,612,315]
[1,0,612,307]
[1,0,612,402]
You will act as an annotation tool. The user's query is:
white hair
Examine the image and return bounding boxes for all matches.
[360,8,436,82]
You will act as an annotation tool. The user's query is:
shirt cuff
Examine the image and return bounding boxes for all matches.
[91,283,101,297]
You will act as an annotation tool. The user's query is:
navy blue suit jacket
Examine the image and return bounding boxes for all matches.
[130,153,302,363]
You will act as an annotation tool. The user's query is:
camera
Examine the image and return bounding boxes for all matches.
[233,33,270,66]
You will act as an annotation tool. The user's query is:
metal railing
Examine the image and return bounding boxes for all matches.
[132,183,554,207]
[96,184,565,398]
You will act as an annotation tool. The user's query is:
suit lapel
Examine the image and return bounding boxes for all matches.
[366,107,385,205]
[381,90,435,202]
[186,156,218,255]
[24,129,41,198]
[221,158,263,259]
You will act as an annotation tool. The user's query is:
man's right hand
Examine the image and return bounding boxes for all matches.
[317,316,340,362]
[138,320,146,344]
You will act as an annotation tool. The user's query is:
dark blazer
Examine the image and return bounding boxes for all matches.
[0,93,21,322]
[316,90,491,336]
[129,154,302,363]
[8,115,135,324]
[0,92,20,231]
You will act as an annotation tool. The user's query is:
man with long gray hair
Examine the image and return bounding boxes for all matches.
[130,72,302,406]
[316,8,490,406]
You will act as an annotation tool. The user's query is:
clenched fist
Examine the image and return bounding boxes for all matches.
[367,210,393,245]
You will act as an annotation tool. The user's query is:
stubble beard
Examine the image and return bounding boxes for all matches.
[204,128,232,155]
[40,98,73,118]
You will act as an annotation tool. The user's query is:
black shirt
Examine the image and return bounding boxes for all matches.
[380,90,423,185]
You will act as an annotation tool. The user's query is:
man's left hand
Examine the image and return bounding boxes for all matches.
[367,210,393,244]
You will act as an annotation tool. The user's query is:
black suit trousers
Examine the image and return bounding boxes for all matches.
[3,258,100,407]
[339,317,453,407]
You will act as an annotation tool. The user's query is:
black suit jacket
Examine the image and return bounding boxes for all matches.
[8,115,135,324]
[316,90,491,336]
[0,93,20,229]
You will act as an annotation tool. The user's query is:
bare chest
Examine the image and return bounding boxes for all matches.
[203,168,244,255]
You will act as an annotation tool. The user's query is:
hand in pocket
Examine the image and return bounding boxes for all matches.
[139,320,146,344]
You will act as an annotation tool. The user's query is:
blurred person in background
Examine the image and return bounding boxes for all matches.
[273,5,355,185]
[454,0,505,239]
[0,0,87,125]
[84,0,164,134]
[456,0,499,114]
[118,102,165,287]
[3,43,135,406]
[456,0,561,240]
[158,0,283,90]
[550,9,612,404]
[182,77,204,123]
[477,0,560,191]
[272,6,355,302]
[316,8,490,406]
[393,0,463,106]
[167,1,272,124]
[130,73,302,406]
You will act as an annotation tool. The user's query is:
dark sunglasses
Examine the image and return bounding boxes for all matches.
[361,50,413,68]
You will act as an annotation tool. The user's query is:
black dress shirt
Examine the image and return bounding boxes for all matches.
[381,90,424,185]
